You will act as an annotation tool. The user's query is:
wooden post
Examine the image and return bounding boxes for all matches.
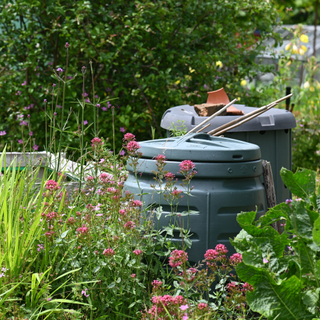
[262,160,281,233]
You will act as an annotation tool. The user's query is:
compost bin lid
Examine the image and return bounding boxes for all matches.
[160,104,296,132]
[139,133,261,162]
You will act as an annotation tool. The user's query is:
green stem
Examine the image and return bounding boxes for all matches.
[57,47,69,177]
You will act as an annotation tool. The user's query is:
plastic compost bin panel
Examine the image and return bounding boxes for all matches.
[160,104,296,204]
[124,134,267,263]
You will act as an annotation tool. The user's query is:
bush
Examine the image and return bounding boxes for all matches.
[0,0,280,152]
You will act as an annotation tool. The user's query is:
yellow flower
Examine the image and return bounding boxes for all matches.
[316,81,320,89]
[300,34,309,43]
[175,80,181,85]
[299,45,307,55]
[303,81,310,89]
[292,45,298,54]
[216,61,223,68]
[237,97,241,101]
[189,67,195,73]
[310,86,315,92]
[286,60,292,66]
[285,43,291,51]
[240,80,247,86]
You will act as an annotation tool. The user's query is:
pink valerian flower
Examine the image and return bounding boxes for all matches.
[131,274,136,278]
[149,294,187,317]
[45,211,58,221]
[87,176,94,181]
[179,160,195,172]
[215,244,228,255]
[169,249,188,268]
[45,180,60,192]
[172,189,182,196]
[119,209,126,215]
[126,141,140,153]
[155,154,166,162]
[76,225,89,235]
[124,221,136,229]
[263,258,269,264]
[197,302,208,310]
[67,217,76,225]
[0,131,6,136]
[285,199,293,204]
[91,137,103,148]
[204,249,218,267]
[133,249,143,256]
[103,248,114,257]
[152,280,163,288]
[132,199,142,207]
[230,253,242,265]
[45,230,55,239]
[227,282,238,291]
[123,133,135,141]
[242,282,254,292]
[165,172,175,181]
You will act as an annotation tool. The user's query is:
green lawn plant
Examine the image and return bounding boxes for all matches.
[232,167,320,320]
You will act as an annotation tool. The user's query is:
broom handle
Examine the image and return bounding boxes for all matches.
[207,94,292,135]
[213,102,277,136]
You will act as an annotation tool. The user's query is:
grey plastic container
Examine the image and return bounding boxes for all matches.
[124,133,267,263]
[160,104,296,204]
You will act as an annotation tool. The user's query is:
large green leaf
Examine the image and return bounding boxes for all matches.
[236,263,313,320]
[313,216,320,246]
[280,167,316,199]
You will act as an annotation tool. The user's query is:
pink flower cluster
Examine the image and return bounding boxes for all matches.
[123,133,141,156]
[197,303,208,311]
[172,189,182,196]
[165,172,175,181]
[44,211,58,221]
[91,137,103,147]
[147,295,187,318]
[155,154,166,162]
[124,221,136,229]
[179,160,195,172]
[169,249,188,268]
[230,253,242,265]
[103,248,114,257]
[127,141,140,153]
[204,244,228,266]
[133,249,143,256]
[132,199,142,207]
[76,225,88,235]
[45,180,60,192]
[67,217,76,225]
[151,280,163,288]
[123,133,135,141]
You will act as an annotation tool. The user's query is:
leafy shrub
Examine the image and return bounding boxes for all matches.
[292,116,320,172]
[0,0,280,151]
[232,167,320,320]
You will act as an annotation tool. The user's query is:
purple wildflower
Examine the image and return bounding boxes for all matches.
[101,107,107,111]
[20,121,28,126]
[83,120,88,125]
[57,67,64,73]
[65,42,69,48]
[29,131,33,136]
[96,104,100,107]
[0,131,6,136]
[44,99,47,103]
[119,150,125,156]
[18,140,23,144]
[120,127,125,133]
[21,81,27,86]
[33,145,39,151]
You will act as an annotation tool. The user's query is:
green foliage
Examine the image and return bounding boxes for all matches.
[292,117,320,172]
[0,0,280,151]
[232,167,320,320]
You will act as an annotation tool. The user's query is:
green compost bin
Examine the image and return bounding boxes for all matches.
[124,133,267,264]
[160,104,296,205]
